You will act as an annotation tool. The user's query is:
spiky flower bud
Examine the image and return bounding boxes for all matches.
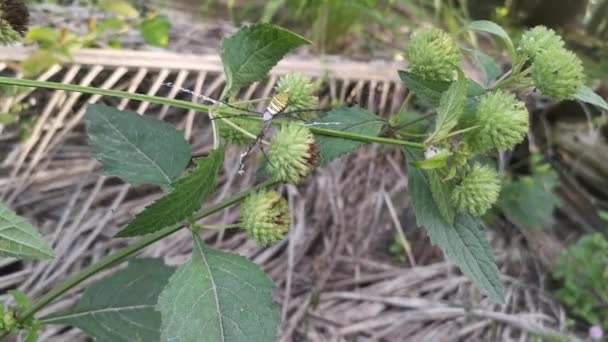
[531,47,585,100]
[450,164,500,216]
[0,0,29,46]
[215,104,263,146]
[240,190,290,245]
[275,73,319,112]
[2,310,16,330]
[405,28,461,81]
[519,26,564,61]
[464,90,528,152]
[268,124,318,184]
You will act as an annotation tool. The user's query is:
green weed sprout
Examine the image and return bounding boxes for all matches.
[552,234,608,330]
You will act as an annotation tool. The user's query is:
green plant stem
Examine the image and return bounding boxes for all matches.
[397,92,413,114]
[443,125,479,139]
[301,124,424,148]
[202,223,241,230]
[216,116,270,145]
[396,132,427,138]
[492,64,531,90]
[16,179,279,325]
[206,108,221,150]
[233,97,270,105]
[0,77,423,149]
[0,77,211,113]
[494,77,533,92]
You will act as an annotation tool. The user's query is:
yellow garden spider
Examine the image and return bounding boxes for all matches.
[165,83,412,173]
[165,83,336,172]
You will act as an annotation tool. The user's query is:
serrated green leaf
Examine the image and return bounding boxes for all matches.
[0,204,54,260]
[407,163,504,302]
[575,86,608,111]
[398,71,483,112]
[140,15,170,47]
[98,0,139,18]
[220,23,310,98]
[469,49,501,87]
[312,107,386,164]
[156,233,279,342]
[426,70,467,144]
[116,149,223,237]
[398,71,452,107]
[44,258,173,342]
[428,170,455,225]
[85,104,191,187]
[467,20,516,65]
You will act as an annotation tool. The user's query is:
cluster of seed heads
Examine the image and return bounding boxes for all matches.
[403,25,584,217]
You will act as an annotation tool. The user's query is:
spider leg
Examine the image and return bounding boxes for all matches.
[238,121,272,174]
[287,111,312,124]
[211,112,262,120]
[164,82,255,112]
[258,142,275,169]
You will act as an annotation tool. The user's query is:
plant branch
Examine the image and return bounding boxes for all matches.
[202,223,241,230]
[0,77,211,113]
[16,179,279,324]
[397,92,414,114]
[0,77,424,149]
[302,124,424,148]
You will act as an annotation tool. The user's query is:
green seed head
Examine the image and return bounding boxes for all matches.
[275,73,319,113]
[519,26,564,61]
[464,90,529,152]
[268,124,318,184]
[215,104,263,146]
[2,310,16,330]
[531,47,585,100]
[450,163,500,216]
[240,190,290,245]
[405,28,461,81]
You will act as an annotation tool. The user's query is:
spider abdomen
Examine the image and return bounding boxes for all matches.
[264,93,289,120]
